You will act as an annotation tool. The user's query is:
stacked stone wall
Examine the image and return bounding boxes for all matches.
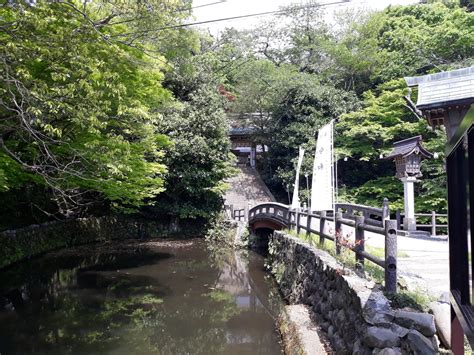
[269,231,439,354]
[0,216,200,269]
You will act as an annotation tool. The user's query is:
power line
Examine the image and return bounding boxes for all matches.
[191,0,227,11]
[163,1,349,30]
[113,1,349,36]
[107,1,228,26]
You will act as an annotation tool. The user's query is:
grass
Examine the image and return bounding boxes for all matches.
[365,245,409,259]
[385,290,434,312]
[284,228,385,284]
[282,228,431,309]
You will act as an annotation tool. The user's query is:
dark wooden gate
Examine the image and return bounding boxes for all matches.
[447,110,474,347]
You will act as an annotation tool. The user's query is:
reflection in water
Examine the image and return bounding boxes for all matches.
[0,240,284,354]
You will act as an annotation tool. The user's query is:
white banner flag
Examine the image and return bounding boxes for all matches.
[311,121,334,212]
[291,147,305,209]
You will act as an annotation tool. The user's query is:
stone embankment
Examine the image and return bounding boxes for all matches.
[269,231,441,354]
[0,216,200,269]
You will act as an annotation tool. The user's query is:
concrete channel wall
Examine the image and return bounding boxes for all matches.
[269,231,440,354]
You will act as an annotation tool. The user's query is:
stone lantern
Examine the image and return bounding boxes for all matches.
[385,136,433,231]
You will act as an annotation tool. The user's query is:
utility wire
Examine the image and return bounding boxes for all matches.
[158,0,348,30]
[191,0,227,11]
[107,1,228,26]
[113,0,349,36]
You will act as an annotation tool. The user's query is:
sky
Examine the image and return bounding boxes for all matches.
[191,0,419,35]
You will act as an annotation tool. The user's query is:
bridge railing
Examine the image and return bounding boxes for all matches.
[248,202,289,224]
[249,199,398,293]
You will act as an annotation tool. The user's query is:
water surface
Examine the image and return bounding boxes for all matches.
[0,239,284,354]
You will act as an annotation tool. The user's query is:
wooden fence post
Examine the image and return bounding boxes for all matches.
[296,208,301,234]
[431,211,436,237]
[306,211,312,243]
[335,212,342,255]
[396,209,401,230]
[319,211,326,245]
[384,219,398,293]
[355,215,365,270]
[382,198,390,225]
[288,209,293,230]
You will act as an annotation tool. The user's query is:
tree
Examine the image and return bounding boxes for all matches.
[337,79,447,211]
[148,52,234,226]
[0,2,184,220]
[253,0,331,72]
[230,60,297,153]
[265,74,360,199]
[242,2,469,210]
[332,2,474,88]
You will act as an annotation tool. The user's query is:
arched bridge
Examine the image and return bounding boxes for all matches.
[248,202,290,232]
[244,200,391,236]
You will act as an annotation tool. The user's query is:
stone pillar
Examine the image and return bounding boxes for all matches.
[401,177,416,231]
[250,144,256,168]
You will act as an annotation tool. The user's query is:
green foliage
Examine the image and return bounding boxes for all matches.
[0,1,233,227]
[386,289,435,311]
[322,3,474,92]
[372,3,474,82]
[337,79,447,212]
[151,57,233,220]
[337,79,422,160]
[266,76,360,193]
[351,177,404,211]
[229,2,467,212]
[204,212,238,247]
[0,2,177,219]
[1,0,468,227]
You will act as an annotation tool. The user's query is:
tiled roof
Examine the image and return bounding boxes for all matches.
[385,136,433,159]
[405,66,474,109]
[229,127,255,136]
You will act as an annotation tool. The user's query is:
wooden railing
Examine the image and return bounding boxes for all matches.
[335,198,390,227]
[248,200,398,292]
[224,204,248,222]
[395,210,448,237]
[233,209,246,222]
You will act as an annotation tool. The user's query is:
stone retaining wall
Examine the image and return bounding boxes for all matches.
[269,231,440,354]
[0,216,198,269]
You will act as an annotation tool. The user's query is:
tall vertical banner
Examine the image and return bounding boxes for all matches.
[291,147,305,209]
[311,121,334,212]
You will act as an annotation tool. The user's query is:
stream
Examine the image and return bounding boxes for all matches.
[0,239,285,355]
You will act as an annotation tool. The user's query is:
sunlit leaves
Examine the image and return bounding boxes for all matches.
[0,2,174,215]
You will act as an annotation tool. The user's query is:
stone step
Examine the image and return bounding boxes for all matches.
[397,230,439,239]
[224,166,275,209]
